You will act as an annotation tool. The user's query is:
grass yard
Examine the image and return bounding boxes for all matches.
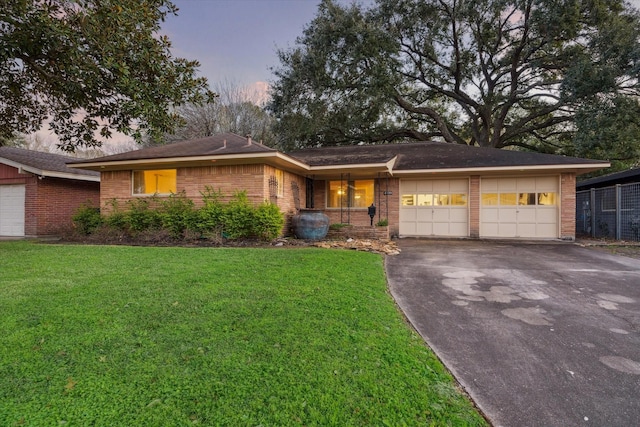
[0,241,487,426]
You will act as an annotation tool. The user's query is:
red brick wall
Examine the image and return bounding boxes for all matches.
[30,177,100,235]
[560,172,576,240]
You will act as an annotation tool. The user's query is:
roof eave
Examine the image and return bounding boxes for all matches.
[0,158,100,182]
[391,163,610,176]
[307,161,394,177]
[69,151,312,174]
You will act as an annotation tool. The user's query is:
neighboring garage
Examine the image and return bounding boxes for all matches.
[0,147,100,237]
[480,176,558,238]
[0,184,25,236]
[399,179,469,237]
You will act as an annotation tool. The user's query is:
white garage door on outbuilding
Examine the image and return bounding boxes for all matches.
[0,184,26,236]
[399,179,469,237]
[480,176,558,238]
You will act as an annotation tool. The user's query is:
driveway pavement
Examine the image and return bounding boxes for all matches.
[385,239,640,427]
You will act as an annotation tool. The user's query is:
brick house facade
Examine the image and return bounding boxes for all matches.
[69,133,608,241]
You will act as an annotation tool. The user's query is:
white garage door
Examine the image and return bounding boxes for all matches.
[481,177,558,238]
[400,179,468,237]
[0,184,26,236]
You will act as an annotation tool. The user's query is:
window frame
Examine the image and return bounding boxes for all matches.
[132,169,177,196]
[326,179,375,209]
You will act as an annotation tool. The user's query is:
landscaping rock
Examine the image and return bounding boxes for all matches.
[313,238,401,255]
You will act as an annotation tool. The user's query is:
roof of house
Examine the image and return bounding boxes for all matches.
[576,167,640,190]
[288,142,606,171]
[67,133,609,177]
[68,133,275,164]
[0,146,100,181]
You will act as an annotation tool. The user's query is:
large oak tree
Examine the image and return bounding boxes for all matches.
[0,0,213,151]
[270,0,640,158]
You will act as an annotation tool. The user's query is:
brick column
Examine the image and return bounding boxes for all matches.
[469,175,480,238]
[560,173,576,240]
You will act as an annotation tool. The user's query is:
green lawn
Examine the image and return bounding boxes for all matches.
[0,241,487,426]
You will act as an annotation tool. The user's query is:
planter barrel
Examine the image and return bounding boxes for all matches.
[292,209,330,240]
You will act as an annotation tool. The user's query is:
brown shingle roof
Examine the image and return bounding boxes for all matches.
[288,142,605,170]
[0,146,99,179]
[68,133,275,164]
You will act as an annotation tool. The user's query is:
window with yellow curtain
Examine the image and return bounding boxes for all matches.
[327,180,374,208]
[132,169,177,195]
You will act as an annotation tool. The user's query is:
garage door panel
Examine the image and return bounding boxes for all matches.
[481,177,558,239]
[401,181,417,193]
[399,179,468,237]
[449,222,469,236]
[399,221,416,235]
[498,208,517,223]
[401,208,417,221]
[0,184,25,237]
[449,180,469,192]
[449,208,469,222]
[416,181,432,192]
[500,223,517,236]
[416,208,433,221]
[498,180,517,191]
[516,208,537,223]
[482,208,499,222]
[517,223,537,238]
[535,208,557,223]
[432,180,451,192]
[432,209,452,221]
[536,176,557,191]
[536,223,557,237]
[416,222,433,235]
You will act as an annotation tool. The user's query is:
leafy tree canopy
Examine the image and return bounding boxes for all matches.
[0,0,214,151]
[270,0,640,157]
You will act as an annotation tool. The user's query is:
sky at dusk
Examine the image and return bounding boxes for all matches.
[163,0,640,101]
[161,0,368,99]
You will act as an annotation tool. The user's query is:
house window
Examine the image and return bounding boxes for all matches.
[328,179,374,208]
[132,169,177,195]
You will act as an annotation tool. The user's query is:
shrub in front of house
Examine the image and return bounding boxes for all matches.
[71,203,103,235]
[158,193,197,239]
[72,189,284,242]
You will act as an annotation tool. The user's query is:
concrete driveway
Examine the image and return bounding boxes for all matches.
[386,239,640,427]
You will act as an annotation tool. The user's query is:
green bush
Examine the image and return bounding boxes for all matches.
[159,192,196,238]
[222,191,255,239]
[76,189,285,242]
[125,197,162,232]
[102,199,127,229]
[253,201,285,240]
[72,203,102,235]
[194,187,225,236]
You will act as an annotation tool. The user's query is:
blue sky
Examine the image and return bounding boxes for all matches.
[161,0,328,90]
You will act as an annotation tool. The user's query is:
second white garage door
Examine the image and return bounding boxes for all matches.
[400,179,468,237]
[0,184,26,237]
[480,176,558,238]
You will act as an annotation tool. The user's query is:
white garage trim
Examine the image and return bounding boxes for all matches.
[399,179,469,237]
[480,176,558,238]
[0,184,26,236]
